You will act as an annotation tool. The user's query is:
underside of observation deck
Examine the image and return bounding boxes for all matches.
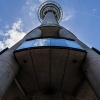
[1,26,98,100]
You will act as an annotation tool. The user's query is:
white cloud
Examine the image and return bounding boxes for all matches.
[0,0,42,51]
[20,0,41,32]
[29,12,32,16]
[38,0,46,3]
[0,41,5,50]
[76,11,100,18]
[0,18,26,51]
[25,0,39,11]
[62,10,74,22]
[62,14,73,22]
[5,24,9,29]
[26,1,30,5]
[0,30,4,36]
[93,8,97,12]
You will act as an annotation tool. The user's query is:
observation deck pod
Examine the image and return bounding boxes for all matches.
[38,1,63,23]
[14,37,86,95]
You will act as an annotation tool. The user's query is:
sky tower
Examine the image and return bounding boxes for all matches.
[0,1,100,100]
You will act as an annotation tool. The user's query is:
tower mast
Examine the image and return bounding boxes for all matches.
[38,1,63,25]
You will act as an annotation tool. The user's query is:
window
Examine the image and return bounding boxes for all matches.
[16,38,84,50]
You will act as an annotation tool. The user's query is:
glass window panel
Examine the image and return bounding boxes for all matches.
[65,40,84,50]
[33,38,50,47]
[16,40,35,50]
[50,38,67,47]
[16,38,84,50]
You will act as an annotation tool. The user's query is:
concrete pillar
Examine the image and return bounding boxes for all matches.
[0,51,19,97]
[59,28,100,99]
[77,39,100,99]
[59,28,76,40]
[0,28,42,97]
[25,28,42,40]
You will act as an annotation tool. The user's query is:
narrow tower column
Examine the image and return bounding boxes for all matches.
[42,12,58,25]
[0,28,42,98]
[0,51,19,97]
[77,39,100,99]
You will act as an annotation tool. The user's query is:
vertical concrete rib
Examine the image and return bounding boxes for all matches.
[14,79,26,97]
[60,50,69,90]
[0,52,19,97]
[49,38,51,89]
[77,39,100,99]
[29,50,40,90]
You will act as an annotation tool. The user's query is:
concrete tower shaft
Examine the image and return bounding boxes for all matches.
[0,1,100,100]
[38,1,63,25]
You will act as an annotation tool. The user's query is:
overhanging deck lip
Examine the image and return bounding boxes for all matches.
[14,37,87,54]
[14,46,87,54]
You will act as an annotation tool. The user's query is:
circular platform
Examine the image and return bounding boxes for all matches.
[38,1,63,23]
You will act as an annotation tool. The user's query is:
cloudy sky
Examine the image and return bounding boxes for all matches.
[0,0,100,51]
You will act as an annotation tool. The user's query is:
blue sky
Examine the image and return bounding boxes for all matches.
[0,0,100,51]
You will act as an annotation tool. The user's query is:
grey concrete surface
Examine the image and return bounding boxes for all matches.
[0,52,19,97]
[0,28,42,98]
[59,27,100,99]
[42,12,58,26]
